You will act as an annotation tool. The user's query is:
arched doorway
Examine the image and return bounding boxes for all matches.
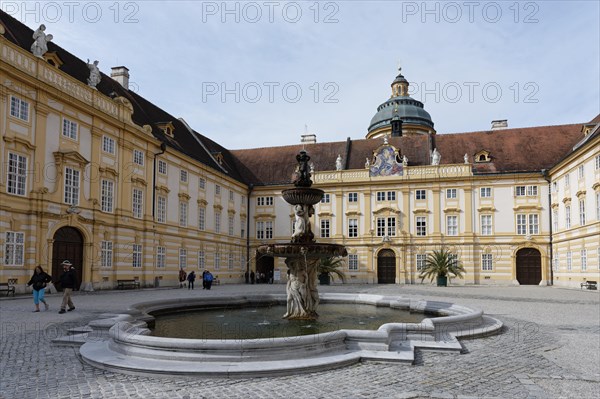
[377,249,396,284]
[255,253,274,284]
[52,227,83,291]
[516,248,541,285]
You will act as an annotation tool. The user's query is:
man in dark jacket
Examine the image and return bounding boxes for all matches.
[58,260,77,314]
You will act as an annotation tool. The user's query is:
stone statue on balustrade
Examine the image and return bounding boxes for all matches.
[87,59,101,88]
[335,154,343,171]
[431,148,441,165]
[31,24,53,58]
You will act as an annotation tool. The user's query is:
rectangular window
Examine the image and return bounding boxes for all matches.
[7,152,27,196]
[257,196,274,206]
[10,96,29,121]
[482,253,493,271]
[265,221,273,239]
[214,253,220,270]
[416,189,426,200]
[416,254,427,272]
[62,118,78,140]
[596,192,600,221]
[215,211,221,233]
[199,177,206,189]
[480,187,492,198]
[215,185,221,196]
[101,180,114,213]
[133,149,144,166]
[376,192,386,201]
[564,174,570,187]
[241,218,246,238]
[180,169,188,183]
[179,248,187,269]
[102,136,115,154]
[516,214,527,235]
[198,250,205,269]
[387,217,396,236]
[552,209,558,232]
[449,253,459,268]
[156,246,166,268]
[198,207,205,230]
[528,214,539,235]
[257,221,264,240]
[228,253,234,270]
[157,196,167,223]
[515,186,526,196]
[446,189,457,199]
[552,249,559,271]
[348,192,358,203]
[527,186,538,196]
[348,254,358,271]
[565,205,571,229]
[581,249,587,271]
[579,199,586,225]
[578,165,585,180]
[132,188,143,219]
[4,232,24,266]
[229,190,234,201]
[387,191,396,201]
[132,244,142,268]
[228,215,234,236]
[158,160,167,175]
[595,155,600,170]
[376,218,385,237]
[101,241,113,268]
[552,181,558,193]
[179,201,188,227]
[321,193,331,203]
[481,215,492,235]
[416,216,427,236]
[320,219,330,238]
[348,219,358,238]
[64,167,80,205]
[446,215,458,236]
[566,251,572,271]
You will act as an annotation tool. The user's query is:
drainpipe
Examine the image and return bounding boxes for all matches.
[542,169,553,286]
[152,142,167,219]
[246,184,254,282]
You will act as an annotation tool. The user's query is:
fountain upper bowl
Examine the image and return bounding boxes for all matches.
[282,187,324,205]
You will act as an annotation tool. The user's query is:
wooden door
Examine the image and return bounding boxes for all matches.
[377,249,396,284]
[52,227,83,291]
[516,248,541,285]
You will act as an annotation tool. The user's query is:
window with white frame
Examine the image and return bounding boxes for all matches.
[101,241,113,268]
[215,211,221,233]
[4,232,24,266]
[101,179,114,212]
[10,96,29,121]
[229,190,234,201]
[214,252,220,270]
[348,192,358,203]
[348,254,358,271]
[215,185,221,195]
[565,205,571,228]
[516,214,527,235]
[228,214,234,235]
[449,253,459,267]
[64,167,80,205]
[156,246,166,268]
[198,250,205,269]
[7,152,27,196]
[481,214,492,235]
[564,174,570,187]
[257,196,273,206]
[179,248,187,269]
[320,219,330,238]
[415,189,426,200]
[376,192,386,201]
[158,160,167,175]
[156,195,167,223]
[321,194,331,203]
[387,191,396,201]
[595,155,600,170]
[416,216,427,236]
[102,136,115,154]
[528,214,539,235]
[348,219,358,238]
[256,221,273,240]
[596,192,600,220]
[581,249,587,271]
[552,249,559,271]
[446,215,458,236]
[198,207,205,230]
[552,209,558,232]
[133,149,144,166]
[132,244,142,268]
[241,218,246,238]
[132,188,143,219]
[480,187,492,198]
[578,165,585,180]
[241,253,246,270]
[265,221,273,239]
[62,118,78,140]
[515,185,538,196]
[482,253,493,271]
[179,201,188,227]
[446,189,457,199]
[552,181,558,193]
[376,217,396,237]
[579,199,586,225]
[228,253,234,270]
[416,254,427,272]
[180,169,188,183]
[566,251,572,271]
[199,177,206,189]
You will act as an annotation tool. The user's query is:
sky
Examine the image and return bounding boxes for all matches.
[3,1,599,149]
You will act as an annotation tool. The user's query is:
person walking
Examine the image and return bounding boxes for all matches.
[58,260,76,314]
[179,269,187,288]
[187,271,196,290]
[27,265,52,312]
[203,270,214,290]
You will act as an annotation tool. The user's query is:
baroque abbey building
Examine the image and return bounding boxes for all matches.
[1,11,598,292]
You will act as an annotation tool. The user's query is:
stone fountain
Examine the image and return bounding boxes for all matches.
[257,150,347,320]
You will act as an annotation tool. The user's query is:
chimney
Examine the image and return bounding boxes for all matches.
[301,134,317,144]
[111,66,130,89]
[491,119,508,130]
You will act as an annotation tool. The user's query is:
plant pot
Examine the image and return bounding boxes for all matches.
[319,273,331,285]
[436,276,447,287]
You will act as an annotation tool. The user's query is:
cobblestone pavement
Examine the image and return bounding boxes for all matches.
[1,284,598,399]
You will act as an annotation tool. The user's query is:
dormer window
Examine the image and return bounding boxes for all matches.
[156,122,175,138]
[214,152,224,165]
[43,52,64,68]
[474,150,491,163]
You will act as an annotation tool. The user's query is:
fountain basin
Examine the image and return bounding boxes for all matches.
[257,243,347,259]
[78,293,503,377]
[282,187,324,205]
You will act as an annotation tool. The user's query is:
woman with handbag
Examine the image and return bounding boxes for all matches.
[27,265,52,312]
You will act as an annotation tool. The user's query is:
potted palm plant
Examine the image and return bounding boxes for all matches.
[318,257,347,285]
[419,248,466,287]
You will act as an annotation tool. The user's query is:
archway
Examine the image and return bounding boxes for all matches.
[52,227,83,291]
[255,253,274,284]
[516,248,541,285]
[377,249,396,284]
